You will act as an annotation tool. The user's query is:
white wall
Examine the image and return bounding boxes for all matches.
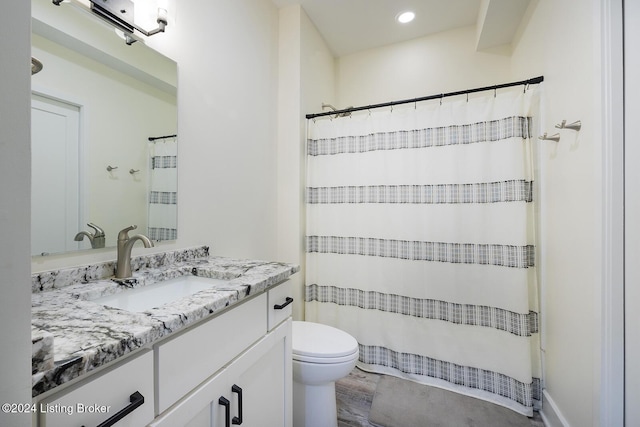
[300,11,336,114]
[511,1,600,426]
[336,25,512,108]
[624,2,639,424]
[277,5,304,320]
[0,1,32,426]
[169,0,280,260]
[277,5,335,320]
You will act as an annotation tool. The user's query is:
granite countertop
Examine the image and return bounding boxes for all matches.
[31,247,299,398]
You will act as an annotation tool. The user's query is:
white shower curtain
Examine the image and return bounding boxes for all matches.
[147,137,178,240]
[305,87,541,416]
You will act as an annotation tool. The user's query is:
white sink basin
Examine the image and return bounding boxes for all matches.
[92,276,230,312]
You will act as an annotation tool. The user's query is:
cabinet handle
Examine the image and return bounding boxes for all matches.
[219,396,231,427]
[232,384,243,425]
[95,391,144,427]
[274,297,293,310]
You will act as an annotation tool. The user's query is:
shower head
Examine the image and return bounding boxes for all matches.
[31,57,43,75]
[321,103,352,118]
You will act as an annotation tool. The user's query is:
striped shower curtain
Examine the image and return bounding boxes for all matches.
[147,137,178,240]
[305,87,541,416]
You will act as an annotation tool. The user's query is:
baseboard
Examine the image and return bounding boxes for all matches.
[540,390,571,427]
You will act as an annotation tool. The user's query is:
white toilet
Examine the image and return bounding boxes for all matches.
[292,321,359,427]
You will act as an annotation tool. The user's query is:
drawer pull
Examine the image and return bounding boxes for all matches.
[274,297,293,310]
[232,384,243,425]
[219,396,231,427]
[95,391,144,427]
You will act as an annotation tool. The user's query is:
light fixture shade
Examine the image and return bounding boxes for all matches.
[89,0,135,33]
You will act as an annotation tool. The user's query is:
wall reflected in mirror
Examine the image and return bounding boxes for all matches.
[31,0,177,256]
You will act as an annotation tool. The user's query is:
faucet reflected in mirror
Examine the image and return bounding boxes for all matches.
[116,225,154,279]
[73,223,105,249]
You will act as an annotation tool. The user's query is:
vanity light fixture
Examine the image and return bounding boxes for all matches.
[114,28,136,45]
[52,0,169,45]
[396,11,416,24]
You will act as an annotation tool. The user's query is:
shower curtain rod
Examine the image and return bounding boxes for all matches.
[305,75,544,119]
[148,134,177,142]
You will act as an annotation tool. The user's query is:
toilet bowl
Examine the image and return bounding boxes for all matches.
[292,321,359,427]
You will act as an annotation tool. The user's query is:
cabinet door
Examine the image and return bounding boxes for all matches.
[182,371,230,427]
[151,319,292,427]
[224,318,291,427]
[156,293,267,413]
[152,366,230,427]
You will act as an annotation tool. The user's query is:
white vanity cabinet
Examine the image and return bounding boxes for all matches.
[155,293,268,414]
[35,280,294,427]
[37,350,155,427]
[151,319,291,427]
[152,279,293,427]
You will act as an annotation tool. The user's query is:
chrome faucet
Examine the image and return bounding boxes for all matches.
[74,223,106,249]
[115,225,154,278]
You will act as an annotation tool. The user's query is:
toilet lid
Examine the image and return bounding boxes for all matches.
[292,321,359,358]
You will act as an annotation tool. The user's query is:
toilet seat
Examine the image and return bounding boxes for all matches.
[292,321,359,364]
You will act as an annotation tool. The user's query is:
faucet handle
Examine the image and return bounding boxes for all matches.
[118,225,137,241]
[87,223,105,237]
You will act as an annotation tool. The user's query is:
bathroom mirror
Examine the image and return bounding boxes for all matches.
[31,0,177,256]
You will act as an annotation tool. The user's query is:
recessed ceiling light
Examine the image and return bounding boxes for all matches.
[396,11,415,24]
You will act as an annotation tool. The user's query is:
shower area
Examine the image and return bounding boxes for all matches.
[147,134,178,241]
[303,79,543,418]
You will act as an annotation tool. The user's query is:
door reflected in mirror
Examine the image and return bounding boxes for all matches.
[31,0,177,257]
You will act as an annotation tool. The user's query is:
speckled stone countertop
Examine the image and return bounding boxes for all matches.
[31,246,299,398]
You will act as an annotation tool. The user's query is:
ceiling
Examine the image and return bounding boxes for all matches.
[270,0,531,57]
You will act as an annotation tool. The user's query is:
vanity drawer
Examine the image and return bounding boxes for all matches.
[38,350,154,427]
[156,293,267,413]
[268,280,293,331]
